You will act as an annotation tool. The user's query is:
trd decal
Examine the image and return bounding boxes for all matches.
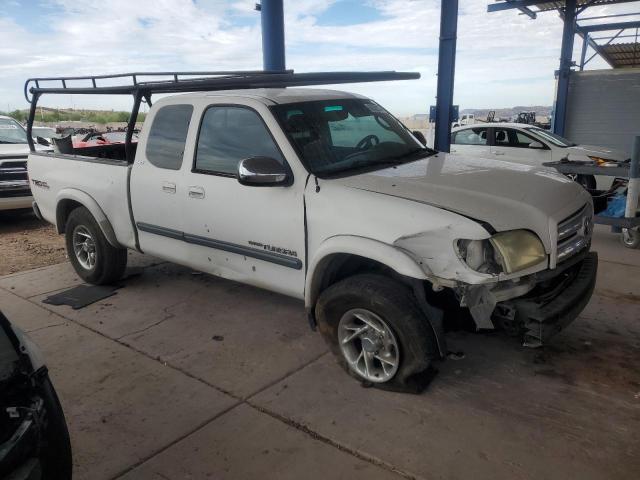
[31,179,50,189]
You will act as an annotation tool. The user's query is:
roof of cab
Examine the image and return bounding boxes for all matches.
[169,88,367,105]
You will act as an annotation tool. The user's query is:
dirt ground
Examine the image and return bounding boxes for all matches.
[0,210,67,275]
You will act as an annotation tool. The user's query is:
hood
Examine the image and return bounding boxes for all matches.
[567,144,629,162]
[333,153,591,247]
[0,143,50,158]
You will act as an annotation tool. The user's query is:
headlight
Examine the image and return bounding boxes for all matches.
[588,155,614,166]
[456,230,546,275]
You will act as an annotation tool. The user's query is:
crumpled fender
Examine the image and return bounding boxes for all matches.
[305,235,429,308]
[55,188,121,248]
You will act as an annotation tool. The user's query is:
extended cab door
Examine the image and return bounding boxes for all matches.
[450,126,490,156]
[130,103,194,263]
[181,102,305,298]
[490,127,552,165]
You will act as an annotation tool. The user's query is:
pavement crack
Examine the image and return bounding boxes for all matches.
[246,401,418,480]
[26,322,67,333]
[116,311,176,340]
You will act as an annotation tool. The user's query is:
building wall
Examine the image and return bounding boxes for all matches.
[565,68,640,157]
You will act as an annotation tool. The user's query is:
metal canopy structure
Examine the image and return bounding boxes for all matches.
[23,70,420,159]
[488,0,640,136]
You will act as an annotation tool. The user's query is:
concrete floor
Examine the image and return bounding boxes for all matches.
[0,225,639,480]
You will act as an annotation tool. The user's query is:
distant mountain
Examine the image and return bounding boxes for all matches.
[408,106,552,119]
[460,106,553,120]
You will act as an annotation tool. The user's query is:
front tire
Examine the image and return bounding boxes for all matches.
[316,274,438,393]
[65,207,127,285]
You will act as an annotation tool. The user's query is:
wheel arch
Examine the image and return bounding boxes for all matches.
[305,236,429,309]
[55,189,121,248]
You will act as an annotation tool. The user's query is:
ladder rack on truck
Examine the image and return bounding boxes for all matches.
[24,69,420,161]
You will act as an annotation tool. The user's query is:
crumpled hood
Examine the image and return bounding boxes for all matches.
[567,144,629,162]
[333,153,591,248]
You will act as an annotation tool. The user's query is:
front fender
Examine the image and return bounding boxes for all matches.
[55,188,121,248]
[305,235,429,308]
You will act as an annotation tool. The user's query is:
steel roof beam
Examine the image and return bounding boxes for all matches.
[487,0,556,13]
[578,19,640,32]
[505,0,537,18]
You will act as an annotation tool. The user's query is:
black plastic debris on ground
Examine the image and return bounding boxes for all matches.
[43,284,119,310]
[41,266,144,310]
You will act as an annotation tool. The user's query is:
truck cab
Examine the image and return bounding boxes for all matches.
[26,72,598,392]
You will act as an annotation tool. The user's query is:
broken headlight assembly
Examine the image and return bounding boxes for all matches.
[456,230,546,275]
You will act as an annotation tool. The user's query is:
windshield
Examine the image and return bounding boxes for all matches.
[271,98,435,177]
[525,127,575,147]
[0,118,28,144]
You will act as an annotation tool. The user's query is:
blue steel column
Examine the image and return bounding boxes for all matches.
[434,0,458,153]
[259,0,286,71]
[552,0,576,136]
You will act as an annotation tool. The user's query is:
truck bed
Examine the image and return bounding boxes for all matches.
[27,152,137,249]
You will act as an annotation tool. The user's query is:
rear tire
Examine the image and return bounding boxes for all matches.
[316,274,438,393]
[65,207,127,285]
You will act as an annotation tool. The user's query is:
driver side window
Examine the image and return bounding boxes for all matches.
[194,106,284,176]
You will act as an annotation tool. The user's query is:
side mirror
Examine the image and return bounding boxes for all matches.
[36,136,50,146]
[529,140,545,149]
[412,130,427,146]
[238,156,290,186]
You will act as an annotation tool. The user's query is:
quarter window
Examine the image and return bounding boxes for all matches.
[195,106,284,175]
[145,104,193,170]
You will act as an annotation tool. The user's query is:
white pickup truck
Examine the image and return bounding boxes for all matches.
[27,74,597,391]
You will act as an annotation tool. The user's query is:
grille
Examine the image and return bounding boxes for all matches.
[557,204,593,263]
[0,158,28,182]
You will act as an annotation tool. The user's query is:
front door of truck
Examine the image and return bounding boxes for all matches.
[130,102,194,263]
[181,103,306,298]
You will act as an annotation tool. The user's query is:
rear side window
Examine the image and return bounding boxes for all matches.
[452,127,487,145]
[146,104,193,170]
[194,106,284,176]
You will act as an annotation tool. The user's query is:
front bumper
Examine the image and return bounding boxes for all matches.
[492,251,598,347]
[0,194,33,211]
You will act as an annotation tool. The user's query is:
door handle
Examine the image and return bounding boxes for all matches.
[188,186,205,199]
[493,152,505,156]
[162,182,176,194]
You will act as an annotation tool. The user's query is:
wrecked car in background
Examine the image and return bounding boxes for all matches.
[0,311,72,479]
[26,70,597,392]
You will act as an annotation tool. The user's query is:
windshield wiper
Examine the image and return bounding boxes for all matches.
[392,147,435,160]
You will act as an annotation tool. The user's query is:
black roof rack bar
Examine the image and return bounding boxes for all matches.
[24,70,293,103]
[25,69,420,160]
[25,70,419,103]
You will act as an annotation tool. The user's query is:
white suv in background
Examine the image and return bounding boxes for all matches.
[0,115,50,212]
[450,122,629,190]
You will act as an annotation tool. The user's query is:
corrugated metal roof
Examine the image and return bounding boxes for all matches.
[532,0,639,12]
[599,42,640,67]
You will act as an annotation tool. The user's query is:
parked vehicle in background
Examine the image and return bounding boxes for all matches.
[0,116,51,211]
[28,72,598,392]
[450,122,629,190]
[31,126,60,145]
[0,311,72,480]
[73,131,137,148]
[452,113,474,128]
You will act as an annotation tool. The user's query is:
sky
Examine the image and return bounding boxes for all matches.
[0,0,638,115]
